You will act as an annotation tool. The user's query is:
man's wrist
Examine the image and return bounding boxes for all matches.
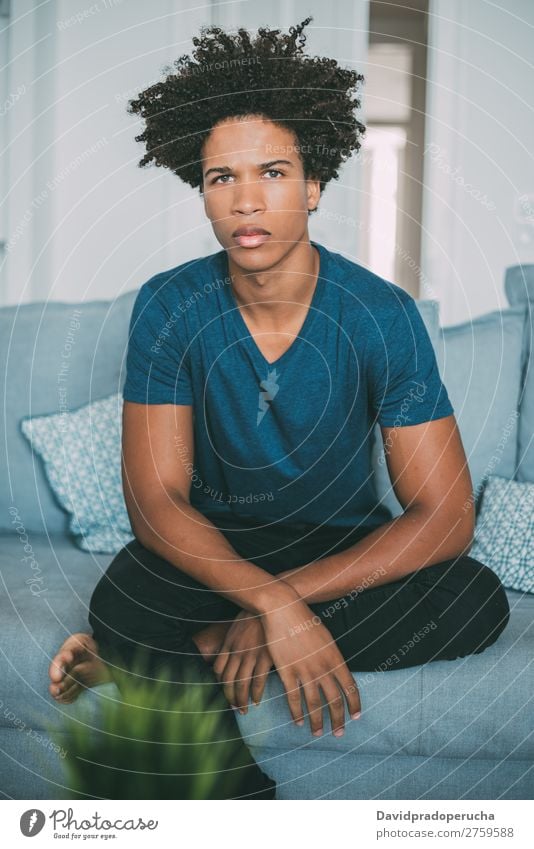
[272,567,306,599]
[254,577,301,616]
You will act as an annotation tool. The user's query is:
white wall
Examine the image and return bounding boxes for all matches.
[421,0,534,325]
[4,1,532,317]
[1,0,370,305]
[2,0,219,304]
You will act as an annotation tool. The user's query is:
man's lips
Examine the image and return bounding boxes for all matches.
[232,232,272,248]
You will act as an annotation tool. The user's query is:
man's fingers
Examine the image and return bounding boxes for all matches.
[221,654,241,707]
[300,680,324,735]
[250,652,274,706]
[320,677,346,735]
[212,648,230,681]
[279,672,305,725]
[234,659,256,714]
[335,668,362,718]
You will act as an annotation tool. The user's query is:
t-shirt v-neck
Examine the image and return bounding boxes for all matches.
[218,241,326,370]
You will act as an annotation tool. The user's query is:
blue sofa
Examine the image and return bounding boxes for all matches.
[1,265,533,800]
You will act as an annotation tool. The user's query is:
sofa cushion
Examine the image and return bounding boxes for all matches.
[0,291,137,535]
[470,475,534,593]
[0,533,113,739]
[504,265,534,483]
[20,393,133,554]
[433,307,525,512]
[1,532,531,769]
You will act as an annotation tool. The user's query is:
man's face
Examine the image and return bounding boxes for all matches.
[200,115,320,268]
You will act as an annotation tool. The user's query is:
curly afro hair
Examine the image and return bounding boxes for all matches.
[126,15,365,214]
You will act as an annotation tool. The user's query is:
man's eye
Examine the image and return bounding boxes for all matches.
[211,169,284,185]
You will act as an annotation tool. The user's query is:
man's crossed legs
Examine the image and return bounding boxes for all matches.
[48,517,510,798]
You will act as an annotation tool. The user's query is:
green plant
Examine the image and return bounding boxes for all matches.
[48,653,250,800]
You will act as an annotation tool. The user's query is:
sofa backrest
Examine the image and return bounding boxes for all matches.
[371,298,527,518]
[1,291,136,534]
[370,300,441,518]
[2,286,528,534]
[504,265,534,483]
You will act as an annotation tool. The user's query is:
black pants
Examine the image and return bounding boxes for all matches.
[88,514,510,800]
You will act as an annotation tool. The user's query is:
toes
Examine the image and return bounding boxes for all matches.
[49,661,65,683]
[52,680,82,701]
[49,649,74,682]
[55,686,81,703]
[60,672,82,692]
[48,633,104,699]
[49,634,97,682]
[61,683,81,699]
[50,681,69,698]
[51,669,80,696]
[72,659,110,686]
[49,676,67,697]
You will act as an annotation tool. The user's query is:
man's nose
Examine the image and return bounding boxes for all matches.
[231,176,266,214]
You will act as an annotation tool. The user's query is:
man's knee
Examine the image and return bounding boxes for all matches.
[448,555,511,653]
[88,540,179,647]
[89,542,138,626]
[468,557,510,649]
[88,538,218,652]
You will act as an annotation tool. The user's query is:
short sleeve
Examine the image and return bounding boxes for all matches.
[122,280,193,405]
[368,297,454,427]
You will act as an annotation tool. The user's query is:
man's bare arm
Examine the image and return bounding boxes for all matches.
[121,401,296,616]
[275,415,475,604]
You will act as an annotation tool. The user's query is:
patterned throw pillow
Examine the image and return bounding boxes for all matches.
[21,393,133,553]
[470,475,534,593]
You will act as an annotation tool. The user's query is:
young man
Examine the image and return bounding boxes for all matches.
[48,18,510,799]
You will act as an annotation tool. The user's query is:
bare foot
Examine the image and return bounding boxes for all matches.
[48,632,112,704]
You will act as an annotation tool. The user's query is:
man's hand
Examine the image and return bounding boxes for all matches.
[212,610,274,713]
[260,594,361,737]
[192,620,233,664]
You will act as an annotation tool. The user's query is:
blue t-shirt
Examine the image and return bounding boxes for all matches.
[123,240,454,530]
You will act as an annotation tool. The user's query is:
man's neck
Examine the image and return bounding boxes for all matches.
[226,237,320,329]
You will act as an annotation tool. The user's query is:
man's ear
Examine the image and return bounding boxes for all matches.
[306,177,321,213]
